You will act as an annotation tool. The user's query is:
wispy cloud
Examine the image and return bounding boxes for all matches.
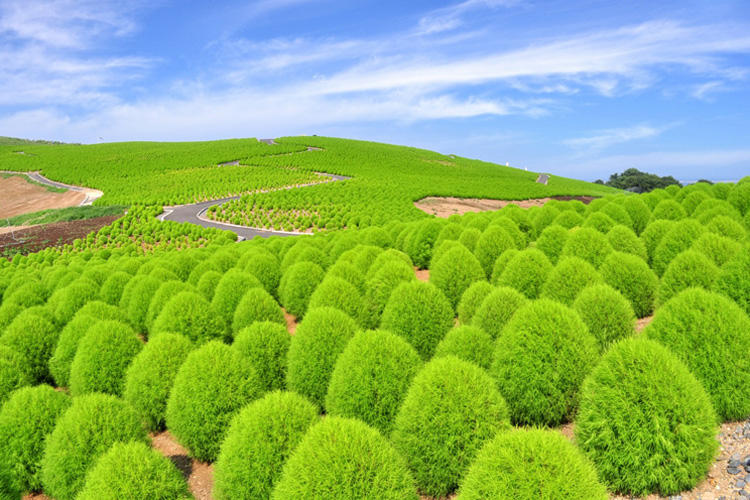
[416,0,522,35]
[563,123,674,151]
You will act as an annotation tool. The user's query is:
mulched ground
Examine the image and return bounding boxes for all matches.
[0,215,121,257]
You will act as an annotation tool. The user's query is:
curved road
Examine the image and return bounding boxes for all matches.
[159,172,351,240]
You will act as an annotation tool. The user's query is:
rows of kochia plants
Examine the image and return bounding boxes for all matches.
[0,178,748,499]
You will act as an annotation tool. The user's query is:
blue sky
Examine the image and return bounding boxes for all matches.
[1,0,749,182]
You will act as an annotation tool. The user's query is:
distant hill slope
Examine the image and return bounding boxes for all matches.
[0,136,69,146]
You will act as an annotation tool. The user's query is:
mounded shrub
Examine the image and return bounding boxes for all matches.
[75,441,190,500]
[429,245,485,310]
[540,256,602,306]
[652,219,706,276]
[531,205,561,238]
[457,428,607,500]
[606,224,648,261]
[682,190,711,215]
[123,332,194,431]
[691,232,742,267]
[406,219,444,269]
[362,258,416,329]
[214,391,318,500]
[391,356,510,497]
[457,227,481,252]
[326,330,422,433]
[380,281,454,360]
[0,466,19,500]
[166,341,263,462]
[713,248,750,315]
[99,272,132,306]
[644,288,750,421]
[650,199,687,222]
[233,321,290,392]
[471,286,528,339]
[119,275,161,333]
[433,325,493,370]
[152,291,227,344]
[326,260,366,292]
[40,393,149,500]
[0,385,70,492]
[242,253,282,298]
[573,284,635,352]
[47,279,100,325]
[69,320,143,397]
[272,417,418,500]
[211,269,263,324]
[575,338,719,496]
[0,345,31,405]
[232,287,285,335]
[622,195,652,235]
[657,250,719,306]
[705,214,747,243]
[365,249,413,281]
[491,299,599,426]
[559,227,612,268]
[196,269,223,300]
[285,307,358,407]
[599,251,658,318]
[640,219,677,264]
[495,248,553,299]
[429,240,463,269]
[278,261,325,318]
[552,209,584,229]
[489,248,519,283]
[473,226,516,278]
[145,280,195,332]
[456,280,493,325]
[0,307,59,382]
[534,224,569,264]
[582,211,616,233]
[728,182,750,216]
[307,277,365,326]
[280,242,327,273]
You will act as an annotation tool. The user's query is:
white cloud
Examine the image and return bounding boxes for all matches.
[416,0,522,35]
[563,124,670,151]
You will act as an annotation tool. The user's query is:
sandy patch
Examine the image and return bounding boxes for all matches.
[0,176,85,219]
[284,309,298,335]
[415,195,595,218]
[415,268,430,282]
[151,431,214,500]
[635,315,654,333]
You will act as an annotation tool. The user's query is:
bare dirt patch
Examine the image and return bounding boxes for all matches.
[0,175,85,219]
[635,315,654,333]
[0,215,121,257]
[151,431,214,500]
[284,309,298,335]
[415,268,430,282]
[415,195,596,218]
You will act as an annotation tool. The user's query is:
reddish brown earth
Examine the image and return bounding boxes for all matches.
[151,431,213,500]
[415,268,430,282]
[284,309,298,335]
[635,315,654,333]
[0,215,120,257]
[0,175,85,219]
[415,195,595,218]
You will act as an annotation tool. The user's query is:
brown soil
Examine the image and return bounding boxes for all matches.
[635,315,654,333]
[22,493,51,500]
[284,309,298,335]
[151,431,214,500]
[415,195,595,218]
[0,215,121,257]
[0,175,85,219]
[415,268,430,282]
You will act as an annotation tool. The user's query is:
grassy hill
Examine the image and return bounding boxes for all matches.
[0,136,69,146]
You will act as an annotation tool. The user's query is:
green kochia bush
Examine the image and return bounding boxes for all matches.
[473,226,516,279]
[573,285,635,352]
[0,385,70,492]
[495,248,552,299]
[429,245,485,311]
[0,466,20,500]
[166,341,263,462]
[575,338,718,496]
[0,307,58,383]
[657,250,719,306]
[272,417,418,500]
[644,288,750,421]
[123,332,194,431]
[145,281,196,332]
[560,227,612,268]
[48,279,100,325]
[606,225,648,261]
[214,391,318,500]
[534,225,569,264]
[713,248,750,315]
[233,322,290,392]
[40,393,149,500]
[363,258,416,328]
[652,219,705,276]
[307,277,366,326]
[0,345,31,404]
[433,325,494,370]
[243,251,282,298]
[599,251,658,318]
[99,271,132,305]
[69,320,143,396]
[326,330,422,433]
[278,261,325,318]
[456,281,493,325]
[152,291,226,344]
[211,270,263,324]
[391,356,510,498]
[380,281,454,360]
[75,441,191,500]
[471,286,528,339]
[285,308,358,407]
[232,287,286,335]
[118,275,161,333]
[491,299,599,426]
[540,256,602,306]
[691,233,742,267]
[457,428,607,500]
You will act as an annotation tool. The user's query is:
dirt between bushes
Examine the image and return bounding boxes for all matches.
[0,175,85,219]
[415,195,596,218]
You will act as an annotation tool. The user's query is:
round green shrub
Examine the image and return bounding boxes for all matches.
[0,345,31,405]
[69,320,142,397]
[457,428,607,500]
[540,256,602,306]
[728,182,750,216]
[622,196,652,235]
[0,307,59,382]
[166,341,263,462]
[575,337,719,496]
[0,466,19,500]
[3,281,47,309]
[406,219,444,269]
[119,275,161,333]
[489,248,520,283]
[366,249,413,281]
[429,245,485,311]
[280,242,327,273]
[429,240,462,269]
[211,269,263,323]
[582,211,616,233]
[0,385,70,492]
[392,356,509,497]
[471,286,528,339]
[652,219,706,276]
[48,279,100,325]
[272,416,418,500]
[40,393,149,500]
[531,205,561,238]
[490,216,526,247]
[0,302,23,333]
[457,227,481,252]
[495,248,553,299]
[657,250,719,306]
[640,219,677,264]
[326,260,366,293]
[195,269,223,300]
[433,325,493,370]
[473,226,516,279]
[599,251,658,318]
[232,287,285,335]
[75,441,190,500]
[650,199,687,222]
[682,190,711,214]
[691,232,742,267]
[380,281,453,360]
[559,227,612,268]
[644,288,750,421]
[606,224,648,261]
[145,280,195,332]
[552,209,583,229]
[705,214,747,242]
[491,299,599,426]
[278,261,325,318]
[233,321,290,392]
[362,258,416,329]
[713,248,750,315]
[573,284,635,352]
[456,280,493,325]
[214,391,318,500]
[307,277,365,326]
[99,272,132,306]
[152,291,226,344]
[326,330,421,433]
[242,252,282,298]
[286,307,358,407]
[123,332,194,431]
[534,224,569,264]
